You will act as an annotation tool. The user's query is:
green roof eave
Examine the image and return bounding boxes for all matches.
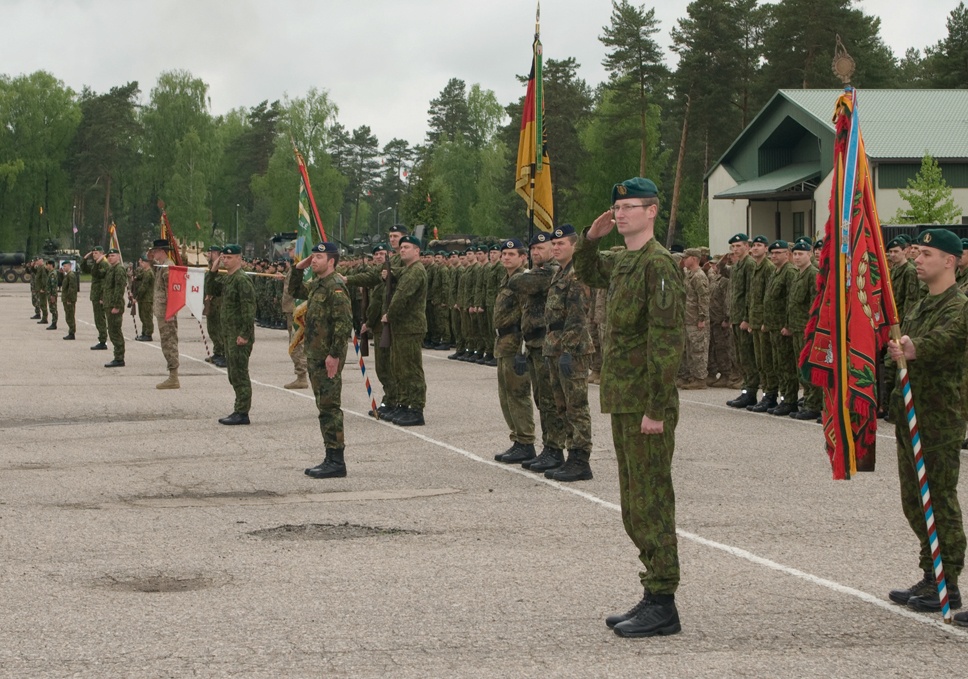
[713,162,822,200]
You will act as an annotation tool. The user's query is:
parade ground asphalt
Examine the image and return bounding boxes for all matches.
[1,284,966,678]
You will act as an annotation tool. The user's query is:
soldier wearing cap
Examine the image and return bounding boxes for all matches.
[85,246,110,349]
[507,231,567,471]
[726,233,757,407]
[887,237,922,323]
[204,245,226,368]
[452,248,476,361]
[218,244,256,425]
[102,248,127,367]
[44,260,59,330]
[762,240,798,415]
[60,260,79,340]
[361,243,394,412]
[679,247,709,389]
[28,256,45,321]
[491,238,536,462]
[132,255,154,341]
[955,238,968,294]
[885,228,966,616]
[787,240,822,420]
[707,254,739,387]
[149,239,181,389]
[576,177,686,638]
[744,235,777,413]
[290,242,353,478]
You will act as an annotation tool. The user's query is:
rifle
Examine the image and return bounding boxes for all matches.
[380,254,395,349]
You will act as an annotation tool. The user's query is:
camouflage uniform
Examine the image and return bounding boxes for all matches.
[456,261,475,355]
[707,263,737,383]
[289,269,353,448]
[574,232,685,595]
[788,262,821,412]
[588,287,606,376]
[730,254,756,391]
[764,260,797,405]
[485,259,503,352]
[89,257,109,344]
[891,259,922,323]
[61,267,79,335]
[103,262,127,361]
[386,260,428,409]
[493,263,534,445]
[33,262,49,321]
[508,260,566,451]
[205,268,224,358]
[153,264,179,371]
[134,265,154,337]
[886,284,967,587]
[282,267,308,381]
[366,270,395,406]
[748,257,776,395]
[221,268,256,415]
[682,267,709,382]
[46,267,59,326]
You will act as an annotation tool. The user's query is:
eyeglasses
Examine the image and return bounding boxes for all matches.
[610,204,651,213]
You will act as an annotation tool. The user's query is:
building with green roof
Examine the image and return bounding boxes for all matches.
[706,89,968,249]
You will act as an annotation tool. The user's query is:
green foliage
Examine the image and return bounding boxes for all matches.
[892,154,962,225]
[927,1,968,87]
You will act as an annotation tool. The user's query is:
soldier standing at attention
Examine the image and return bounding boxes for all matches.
[707,256,739,388]
[887,238,922,322]
[507,232,566,472]
[85,246,109,350]
[680,248,709,389]
[150,240,181,390]
[102,248,127,368]
[28,256,43,320]
[204,245,226,368]
[763,241,798,416]
[133,255,154,341]
[745,236,776,413]
[575,177,685,638]
[60,260,78,340]
[290,242,353,478]
[218,244,255,426]
[726,234,757,408]
[45,260,59,330]
[787,241,821,420]
[33,256,49,325]
[885,229,966,617]
[492,238,535,464]
[360,244,394,415]
[280,241,308,389]
[381,235,428,426]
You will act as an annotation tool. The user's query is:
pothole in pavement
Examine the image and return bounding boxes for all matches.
[95,572,230,593]
[248,522,418,541]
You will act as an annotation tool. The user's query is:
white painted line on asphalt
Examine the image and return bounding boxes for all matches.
[88,320,966,636]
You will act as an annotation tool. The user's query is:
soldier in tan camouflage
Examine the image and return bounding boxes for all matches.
[281,241,309,389]
[707,256,739,387]
[680,248,709,389]
[150,239,180,389]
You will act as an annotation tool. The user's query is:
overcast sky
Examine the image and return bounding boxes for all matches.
[0,0,958,148]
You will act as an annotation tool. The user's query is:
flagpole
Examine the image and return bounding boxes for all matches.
[351,330,380,419]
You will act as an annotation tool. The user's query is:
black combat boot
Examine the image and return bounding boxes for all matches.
[305,448,347,479]
[612,593,681,638]
[888,572,936,605]
[30,312,40,319]
[381,404,405,423]
[218,412,250,425]
[747,392,777,413]
[447,349,466,360]
[499,442,536,464]
[791,408,820,420]
[727,390,757,408]
[104,359,125,368]
[46,322,57,330]
[90,342,107,350]
[546,450,593,482]
[484,353,498,367]
[525,446,564,472]
[213,355,227,368]
[38,317,48,324]
[394,407,425,427]
[772,401,797,416]
[63,333,75,340]
[907,584,961,612]
[606,590,650,629]
[954,610,968,627]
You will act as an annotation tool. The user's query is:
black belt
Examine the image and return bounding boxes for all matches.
[523,327,546,342]
[547,321,565,332]
[495,323,521,338]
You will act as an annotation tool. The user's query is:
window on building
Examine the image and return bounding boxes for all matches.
[793,212,805,240]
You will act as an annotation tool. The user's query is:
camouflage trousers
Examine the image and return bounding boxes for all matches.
[612,409,680,594]
[138,300,154,337]
[436,304,452,344]
[62,300,76,334]
[31,289,39,313]
[309,357,344,449]
[683,325,709,381]
[156,316,179,371]
[390,333,425,409]
[528,346,565,450]
[92,298,107,343]
[371,326,396,405]
[546,353,592,452]
[460,309,473,352]
[751,327,776,393]
[285,312,307,378]
[36,291,48,320]
[208,303,224,356]
[450,307,462,350]
[48,295,58,325]
[895,426,965,585]
[497,355,535,444]
[770,331,799,403]
[106,309,125,360]
[708,321,737,380]
[226,341,252,414]
[471,310,487,353]
[791,330,822,411]
[733,324,757,391]
[589,321,603,373]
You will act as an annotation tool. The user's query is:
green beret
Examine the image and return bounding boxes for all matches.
[917,228,962,257]
[795,236,813,246]
[751,235,769,245]
[222,244,242,255]
[372,243,389,254]
[611,177,658,203]
[896,233,913,245]
[106,248,119,255]
[551,224,576,240]
[399,235,421,248]
[488,244,501,251]
[388,224,409,235]
[209,244,222,252]
[792,241,812,252]
[768,240,789,251]
[139,254,150,262]
[887,238,902,250]
[814,238,824,250]
[449,251,460,257]
[961,238,968,251]
[728,233,749,245]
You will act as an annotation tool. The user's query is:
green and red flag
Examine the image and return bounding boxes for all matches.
[801,88,898,480]
[514,2,554,234]
[158,201,184,267]
[290,142,328,353]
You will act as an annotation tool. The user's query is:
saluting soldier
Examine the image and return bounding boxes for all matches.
[763,241,798,415]
[45,260,59,330]
[575,177,686,639]
[102,248,127,368]
[133,255,154,341]
[290,242,354,478]
[85,246,109,350]
[280,242,308,389]
[726,234,757,408]
[60,260,78,340]
[745,236,776,413]
[361,243,394,414]
[204,245,226,367]
[150,239,181,389]
[218,244,256,425]
[787,240,821,420]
